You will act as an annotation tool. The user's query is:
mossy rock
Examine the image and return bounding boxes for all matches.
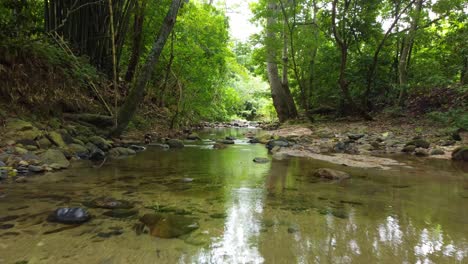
[452,147,468,162]
[139,213,199,238]
[109,147,136,157]
[167,139,184,149]
[39,149,70,169]
[47,131,67,148]
[405,139,430,149]
[88,136,112,151]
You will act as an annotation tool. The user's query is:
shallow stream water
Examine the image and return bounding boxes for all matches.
[0,128,467,263]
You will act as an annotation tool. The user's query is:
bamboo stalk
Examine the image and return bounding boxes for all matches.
[108,0,119,127]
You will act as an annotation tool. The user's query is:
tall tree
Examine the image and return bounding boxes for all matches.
[266,0,298,122]
[111,0,183,136]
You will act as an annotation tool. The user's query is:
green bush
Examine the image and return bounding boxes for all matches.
[427,108,468,130]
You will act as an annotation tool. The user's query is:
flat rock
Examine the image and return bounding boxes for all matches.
[109,147,136,157]
[253,157,269,164]
[40,149,70,169]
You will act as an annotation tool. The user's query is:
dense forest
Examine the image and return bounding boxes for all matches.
[0,0,466,135]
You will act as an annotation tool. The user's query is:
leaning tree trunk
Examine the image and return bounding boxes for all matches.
[124,0,147,84]
[266,0,297,122]
[111,0,183,136]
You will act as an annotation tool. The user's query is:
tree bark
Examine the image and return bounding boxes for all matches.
[111,0,183,136]
[266,0,297,122]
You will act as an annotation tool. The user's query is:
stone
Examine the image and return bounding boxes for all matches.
[167,139,184,149]
[15,176,27,183]
[402,145,416,153]
[6,119,34,131]
[213,143,227,149]
[452,147,468,162]
[24,145,38,151]
[187,133,201,140]
[313,168,350,181]
[440,140,456,146]
[225,136,236,140]
[68,143,89,158]
[248,138,260,144]
[253,157,269,164]
[39,149,70,169]
[109,147,136,157]
[348,134,365,140]
[37,137,52,149]
[139,214,199,238]
[129,145,146,152]
[103,209,139,219]
[47,131,67,148]
[405,139,430,149]
[48,208,91,224]
[88,136,112,151]
[86,143,106,161]
[14,147,28,155]
[430,149,445,155]
[72,138,85,146]
[83,197,133,209]
[28,165,45,173]
[219,139,235,145]
[266,140,289,150]
[415,148,429,157]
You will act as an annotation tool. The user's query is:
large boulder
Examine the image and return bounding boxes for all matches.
[86,143,106,161]
[266,140,290,150]
[48,208,91,224]
[452,147,468,162]
[187,133,201,140]
[167,139,184,149]
[5,119,42,142]
[405,139,430,149]
[139,214,199,238]
[68,143,89,158]
[88,136,112,151]
[39,149,70,169]
[313,168,350,181]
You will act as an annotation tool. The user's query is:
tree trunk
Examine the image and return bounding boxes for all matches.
[461,55,467,85]
[266,0,297,122]
[398,0,423,106]
[124,0,147,84]
[111,0,183,137]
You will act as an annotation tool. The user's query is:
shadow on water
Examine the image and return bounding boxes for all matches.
[0,127,467,263]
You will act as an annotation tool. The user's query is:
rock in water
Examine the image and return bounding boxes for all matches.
[139,214,199,238]
[452,147,468,162]
[84,197,133,209]
[39,149,70,169]
[253,157,269,164]
[109,147,137,157]
[348,134,365,140]
[313,168,350,181]
[266,140,289,150]
[48,208,91,224]
[103,209,139,219]
[167,139,184,149]
[187,133,201,140]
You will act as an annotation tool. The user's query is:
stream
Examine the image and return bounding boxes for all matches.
[0,127,467,263]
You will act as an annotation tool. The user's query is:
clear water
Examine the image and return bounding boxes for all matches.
[0,128,467,264]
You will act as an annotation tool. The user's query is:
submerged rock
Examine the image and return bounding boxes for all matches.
[313,168,350,181]
[452,147,468,162]
[139,214,199,238]
[253,157,269,164]
[84,197,133,209]
[48,208,91,224]
[167,139,184,149]
[103,209,139,218]
[109,147,136,157]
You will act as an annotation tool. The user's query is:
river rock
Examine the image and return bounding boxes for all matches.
[47,131,67,148]
[219,139,235,145]
[402,145,416,153]
[313,168,350,181]
[415,148,429,157]
[68,143,89,158]
[348,134,365,140]
[248,138,261,144]
[37,137,52,149]
[139,214,199,238]
[103,209,139,218]
[266,140,289,150]
[48,208,91,224]
[213,143,227,149]
[430,149,445,155]
[253,157,269,164]
[225,136,236,140]
[405,139,430,149]
[84,197,133,209]
[28,165,45,173]
[39,149,70,169]
[187,133,201,140]
[167,139,184,149]
[89,136,112,151]
[452,147,468,162]
[109,147,136,157]
[5,119,42,142]
[86,143,106,160]
[129,145,146,152]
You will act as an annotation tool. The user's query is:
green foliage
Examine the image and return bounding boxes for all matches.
[427,109,468,130]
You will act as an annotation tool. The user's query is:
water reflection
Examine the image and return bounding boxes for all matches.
[195,188,265,263]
